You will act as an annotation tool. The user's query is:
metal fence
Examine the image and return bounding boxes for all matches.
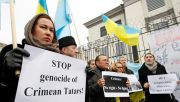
[77,15,180,63]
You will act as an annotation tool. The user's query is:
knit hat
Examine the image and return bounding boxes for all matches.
[58,36,77,49]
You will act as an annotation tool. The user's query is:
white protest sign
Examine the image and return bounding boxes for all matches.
[15,45,86,102]
[102,71,129,97]
[148,74,178,94]
[127,75,143,93]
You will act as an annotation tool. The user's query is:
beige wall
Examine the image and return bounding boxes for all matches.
[142,0,173,18]
[125,1,145,28]
[172,0,180,21]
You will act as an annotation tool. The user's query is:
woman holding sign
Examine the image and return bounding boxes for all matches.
[112,62,130,102]
[0,14,58,102]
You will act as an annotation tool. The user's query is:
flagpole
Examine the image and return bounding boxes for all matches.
[10,0,20,76]
[68,1,86,60]
[10,0,17,48]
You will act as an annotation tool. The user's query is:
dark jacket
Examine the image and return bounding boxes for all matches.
[125,67,134,74]
[0,44,24,102]
[138,62,173,102]
[88,67,116,102]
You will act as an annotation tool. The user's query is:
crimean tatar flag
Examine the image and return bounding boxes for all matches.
[54,0,72,40]
[0,0,14,30]
[102,15,140,46]
[36,0,48,14]
[0,0,11,3]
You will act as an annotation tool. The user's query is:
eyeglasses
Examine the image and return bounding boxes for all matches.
[116,67,124,69]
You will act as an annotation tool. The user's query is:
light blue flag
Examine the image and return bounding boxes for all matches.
[0,0,13,30]
[0,0,9,3]
[0,0,15,3]
[54,0,72,40]
[0,3,1,30]
[127,62,142,79]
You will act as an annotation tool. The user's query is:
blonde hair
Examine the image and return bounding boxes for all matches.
[111,62,124,72]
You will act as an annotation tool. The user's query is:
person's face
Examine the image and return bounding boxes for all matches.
[32,18,54,45]
[62,45,78,57]
[119,57,126,66]
[89,61,96,70]
[116,63,125,73]
[144,54,155,65]
[96,56,109,70]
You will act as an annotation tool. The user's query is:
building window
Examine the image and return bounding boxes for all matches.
[115,20,121,24]
[153,21,168,30]
[146,0,165,12]
[132,46,139,63]
[101,46,109,57]
[115,42,126,56]
[100,26,107,37]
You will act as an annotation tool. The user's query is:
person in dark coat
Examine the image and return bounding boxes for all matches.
[138,53,173,102]
[0,13,58,102]
[87,54,116,102]
[85,59,96,102]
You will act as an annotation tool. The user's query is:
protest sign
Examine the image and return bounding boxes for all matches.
[102,71,129,97]
[148,74,178,94]
[15,45,86,102]
[128,75,142,93]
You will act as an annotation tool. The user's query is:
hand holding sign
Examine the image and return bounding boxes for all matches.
[148,74,178,94]
[102,71,129,97]
[15,45,86,102]
[143,82,150,89]
[97,78,105,88]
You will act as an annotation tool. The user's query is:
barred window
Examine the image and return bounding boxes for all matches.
[146,0,165,12]
[132,46,138,63]
[100,26,107,37]
[115,20,121,24]
[101,46,109,57]
[115,42,126,56]
[153,21,168,30]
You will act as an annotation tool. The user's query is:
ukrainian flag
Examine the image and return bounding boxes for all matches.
[102,15,140,46]
[36,0,48,14]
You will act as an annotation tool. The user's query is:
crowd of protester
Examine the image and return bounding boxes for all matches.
[0,13,180,102]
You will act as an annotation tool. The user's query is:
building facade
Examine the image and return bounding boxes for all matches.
[78,0,180,63]
[79,4,139,63]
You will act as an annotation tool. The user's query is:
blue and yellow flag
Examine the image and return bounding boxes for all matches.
[54,0,72,39]
[102,15,140,46]
[36,0,48,14]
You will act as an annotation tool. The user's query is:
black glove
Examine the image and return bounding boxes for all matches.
[4,47,30,69]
